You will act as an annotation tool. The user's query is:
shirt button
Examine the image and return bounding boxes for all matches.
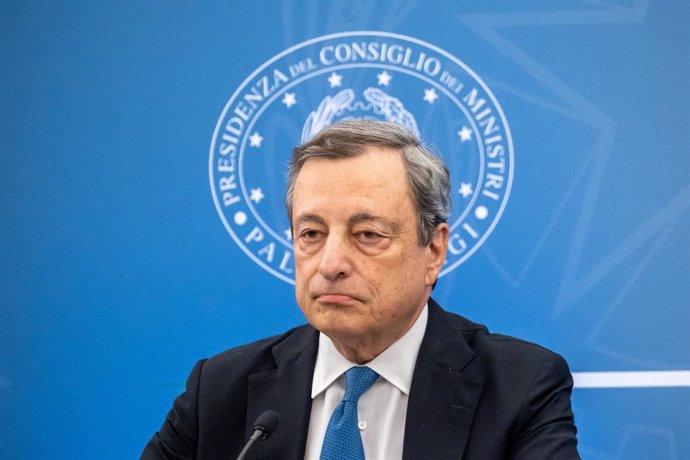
[358,420,367,430]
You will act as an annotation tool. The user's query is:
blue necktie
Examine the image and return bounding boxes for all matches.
[320,366,379,460]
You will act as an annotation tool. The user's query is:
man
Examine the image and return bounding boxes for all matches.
[143,119,579,459]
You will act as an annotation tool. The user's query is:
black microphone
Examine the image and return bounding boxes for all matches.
[236,410,280,460]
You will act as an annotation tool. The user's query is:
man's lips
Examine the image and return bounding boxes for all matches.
[314,293,360,304]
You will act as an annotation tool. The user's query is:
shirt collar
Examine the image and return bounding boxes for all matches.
[311,303,428,398]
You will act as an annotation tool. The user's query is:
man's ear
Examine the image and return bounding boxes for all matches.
[426,223,449,286]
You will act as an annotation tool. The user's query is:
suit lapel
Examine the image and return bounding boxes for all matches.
[245,326,319,460]
[403,300,485,459]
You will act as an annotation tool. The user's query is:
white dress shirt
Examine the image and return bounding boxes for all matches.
[304,304,428,460]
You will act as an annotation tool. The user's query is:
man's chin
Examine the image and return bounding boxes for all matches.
[308,312,364,339]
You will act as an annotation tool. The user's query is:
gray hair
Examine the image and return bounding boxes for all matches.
[286,119,450,246]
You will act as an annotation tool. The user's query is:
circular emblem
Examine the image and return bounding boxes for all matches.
[210,31,514,284]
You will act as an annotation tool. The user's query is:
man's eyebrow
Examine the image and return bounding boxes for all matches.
[294,214,326,227]
[349,213,401,232]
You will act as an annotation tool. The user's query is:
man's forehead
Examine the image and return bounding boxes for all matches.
[294,211,401,230]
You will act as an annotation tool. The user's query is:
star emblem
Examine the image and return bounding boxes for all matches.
[282,92,297,108]
[249,188,264,203]
[423,88,439,103]
[327,72,343,88]
[377,71,392,86]
[249,132,263,148]
[458,183,474,198]
[457,126,473,142]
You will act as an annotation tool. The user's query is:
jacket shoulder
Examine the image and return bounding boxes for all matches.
[202,323,318,377]
[428,299,571,380]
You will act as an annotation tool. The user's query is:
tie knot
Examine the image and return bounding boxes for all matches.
[343,366,379,402]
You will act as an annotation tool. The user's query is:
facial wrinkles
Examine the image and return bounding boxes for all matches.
[300,206,415,296]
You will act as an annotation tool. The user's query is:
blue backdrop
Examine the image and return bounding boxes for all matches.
[2,2,689,459]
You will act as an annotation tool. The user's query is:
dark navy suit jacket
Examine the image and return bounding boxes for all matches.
[142,299,579,459]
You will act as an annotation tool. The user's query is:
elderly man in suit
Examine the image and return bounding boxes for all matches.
[143,119,579,459]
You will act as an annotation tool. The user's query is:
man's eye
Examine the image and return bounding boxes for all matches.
[357,231,382,242]
[299,229,321,240]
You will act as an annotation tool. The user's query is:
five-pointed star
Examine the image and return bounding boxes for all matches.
[250,188,264,203]
[458,182,474,198]
[249,132,263,147]
[377,71,392,86]
[423,88,439,103]
[282,92,297,108]
[458,126,473,142]
[327,72,343,88]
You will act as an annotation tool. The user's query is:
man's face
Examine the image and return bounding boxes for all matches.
[291,146,447,361]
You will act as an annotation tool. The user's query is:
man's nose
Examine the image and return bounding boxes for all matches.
[317,235,352,281]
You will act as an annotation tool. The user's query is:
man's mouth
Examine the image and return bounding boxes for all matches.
[315,293,359,304]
